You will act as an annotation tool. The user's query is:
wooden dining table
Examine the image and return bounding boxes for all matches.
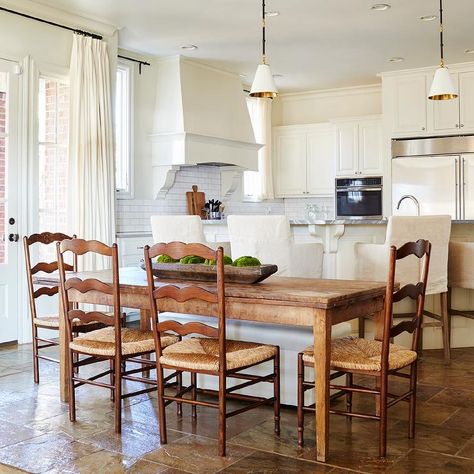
[34,267,387,463]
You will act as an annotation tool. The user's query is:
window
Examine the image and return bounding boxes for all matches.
[115,60,133,198]
[38,76,69,253]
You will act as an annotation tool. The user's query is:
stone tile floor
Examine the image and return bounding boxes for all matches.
[0,343,474,473]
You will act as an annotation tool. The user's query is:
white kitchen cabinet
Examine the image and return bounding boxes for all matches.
[459,71,474,131]
[116,234,153,267]
[334,117,383,176]
[273,130,307,196]
[390,74,427,136]
[273,124,335,197]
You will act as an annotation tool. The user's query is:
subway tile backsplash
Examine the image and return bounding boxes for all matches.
[116,166,334,234]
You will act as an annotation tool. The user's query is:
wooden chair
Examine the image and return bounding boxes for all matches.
[23,232,103,383]
[297,239,431,458]
[143,241,280,456]
[57,238,179,433]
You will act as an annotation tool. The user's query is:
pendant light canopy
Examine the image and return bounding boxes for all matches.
[428,0,458,100]
[250,0,278,98]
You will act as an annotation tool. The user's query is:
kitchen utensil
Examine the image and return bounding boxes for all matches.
[186,185,206,219]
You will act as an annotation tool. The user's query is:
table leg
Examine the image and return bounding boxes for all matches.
[59,294,69,403]
[140,309,151,376]
[314,308,331,463]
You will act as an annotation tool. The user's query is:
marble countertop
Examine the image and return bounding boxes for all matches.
[289,218,388,225]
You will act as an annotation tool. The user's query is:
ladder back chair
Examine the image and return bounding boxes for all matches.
[143,241,281,457]
[57,238,179,433]
[23,232,102,383]
[297,239,431,458]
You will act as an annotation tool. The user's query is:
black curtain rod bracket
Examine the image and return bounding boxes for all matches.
[117,55,151,75]
[0,6,103,40]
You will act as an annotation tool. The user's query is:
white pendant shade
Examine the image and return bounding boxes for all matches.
[428,66,458,100]
[250,64,278,98]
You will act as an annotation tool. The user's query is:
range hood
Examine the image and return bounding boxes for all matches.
[150,56,261,198]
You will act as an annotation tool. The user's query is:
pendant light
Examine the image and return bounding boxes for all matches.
[428,0,458,100]
[250,0,278,98]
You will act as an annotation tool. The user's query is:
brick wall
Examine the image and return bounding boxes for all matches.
[0,91,6,263]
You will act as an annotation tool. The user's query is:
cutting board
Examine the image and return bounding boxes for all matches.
[186,185,206,219]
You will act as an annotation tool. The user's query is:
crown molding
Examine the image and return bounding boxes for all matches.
[0,0,117,38]
[378,61,474,78]
[277,83,381,103]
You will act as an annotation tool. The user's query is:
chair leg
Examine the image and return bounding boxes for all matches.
[358,317,365,338]
[68,349,76,423]
[32,326,39,384]
[273,349,280,435]
[218,371,226,457]
[297,353,305,447]
[73,333,79,374]
[378,374,388,458]
[156,364,167,444]
[440,292,451,363]
[408,362,418,439]
[176,371,183,417]
[114,356,122,433]
[191,372,197,419]
[109,359,115,402]
[346,373,353,413]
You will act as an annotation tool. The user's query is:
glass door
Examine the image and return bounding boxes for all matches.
[0,58,19,343]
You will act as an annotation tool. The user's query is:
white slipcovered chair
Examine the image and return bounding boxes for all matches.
[448,241,474,328]
[227,215,324,278]
[150,215,231,255]
[355,215,452,361]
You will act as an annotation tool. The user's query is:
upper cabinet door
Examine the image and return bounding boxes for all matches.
[335,123,358,176]
[431,71,460,133]
[391,74,427,135]
[358,119,383,175]
[459,71,474,131]
[306,126,335,195]
[273,130,307,197]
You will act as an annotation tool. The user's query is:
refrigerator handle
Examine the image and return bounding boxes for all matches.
[462,157,466,220]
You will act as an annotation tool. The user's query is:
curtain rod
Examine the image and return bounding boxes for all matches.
[0,6,103,40]
[118,55,150,74]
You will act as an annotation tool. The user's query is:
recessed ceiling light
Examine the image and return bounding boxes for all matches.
[465,49,474,54]
[389,57,404,63]
[181,44,198,51]
[266,11,280,17]
[371,4,391,11]
[420,15,438,21]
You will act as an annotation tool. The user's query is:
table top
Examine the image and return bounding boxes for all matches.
[35,266,387,310]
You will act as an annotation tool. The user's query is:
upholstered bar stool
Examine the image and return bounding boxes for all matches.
[448,241,474,334]
[356,215,452,362]
[227,215,324,278]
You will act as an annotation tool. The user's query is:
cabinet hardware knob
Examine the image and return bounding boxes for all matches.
[422,127,426,131]
[460,124,465,128]
[456,124,459,128]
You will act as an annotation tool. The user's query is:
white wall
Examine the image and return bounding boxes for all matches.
[272,83,382,126]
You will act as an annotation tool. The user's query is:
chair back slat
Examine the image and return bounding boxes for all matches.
[153,284,217,304]
[144,241,226,369]
[65,277,114,295]
[380,239,431,370]
[59,238,113,257]
[57,239,122,349]
[33,286,59,299]
[25,232,73,246]
[390,317,418,338]
[158,320,218,338]
[392,282,425,303]
[148,241,217,262]
[69,309,114,326]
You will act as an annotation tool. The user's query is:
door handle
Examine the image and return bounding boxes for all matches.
[8,233,19,242]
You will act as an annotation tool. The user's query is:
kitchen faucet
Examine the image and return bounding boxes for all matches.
[396,195,420,216]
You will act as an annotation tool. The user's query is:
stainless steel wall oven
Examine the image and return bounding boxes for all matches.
[335,177,383,219]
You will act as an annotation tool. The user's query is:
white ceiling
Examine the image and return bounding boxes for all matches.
[30,0,474,92]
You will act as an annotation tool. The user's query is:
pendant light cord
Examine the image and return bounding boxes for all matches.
[262,0,266,64]
[439,0,444,67]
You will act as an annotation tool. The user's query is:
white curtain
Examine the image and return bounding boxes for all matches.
[68,35,115,270]
[245,97,274,200]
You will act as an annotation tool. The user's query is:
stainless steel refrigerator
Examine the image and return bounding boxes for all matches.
[392,136,474,220]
